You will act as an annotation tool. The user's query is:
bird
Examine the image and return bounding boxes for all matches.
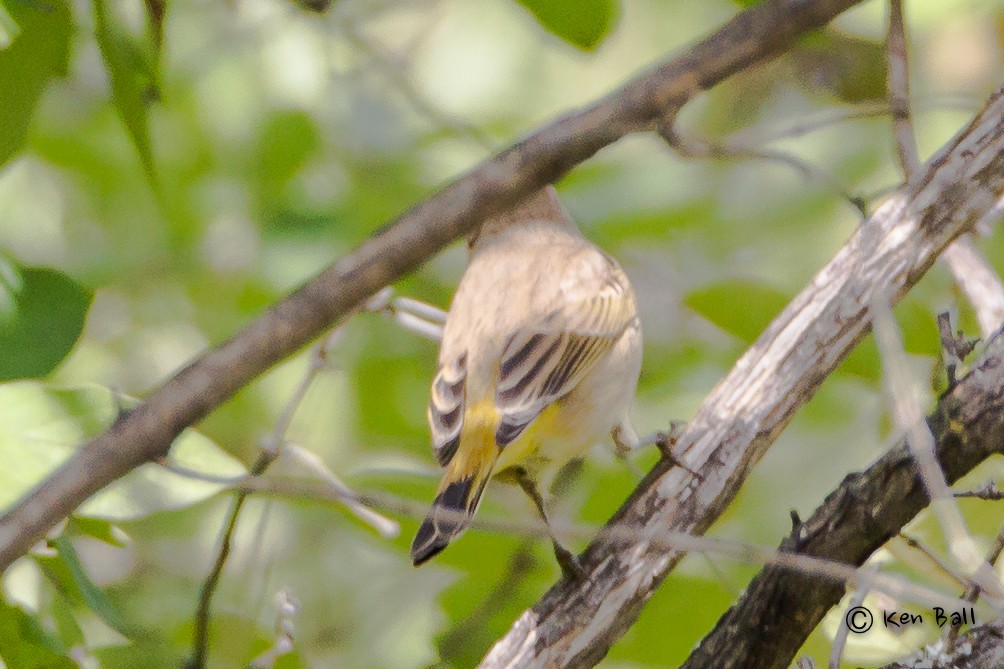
[410,186,642,577]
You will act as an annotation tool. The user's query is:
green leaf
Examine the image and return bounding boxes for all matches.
[0,0,21,50]
[0,259,92,381]
[35,535,136,638]
[792,30,886,103]
[684,280,790,344]
[0,597,76,669]
[0,0,72,167]
[513,0,618,50]
[92,0,159,186]
[67,516,127,547]
[0,382,247,520]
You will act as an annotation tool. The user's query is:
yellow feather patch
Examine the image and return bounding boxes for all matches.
[442,399,499,489]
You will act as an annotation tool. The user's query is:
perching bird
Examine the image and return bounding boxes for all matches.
[410,186,642,577]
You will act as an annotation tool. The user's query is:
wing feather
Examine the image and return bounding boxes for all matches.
[494,263,636,448]
[428,352,467,466]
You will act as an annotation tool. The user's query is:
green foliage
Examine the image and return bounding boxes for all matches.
[685,279,790,344]
[0,0,71,167]
[92,0,159,187]
[0,598,76,669]
[0,382,245,519]
[35,535,135,638]
[513,0,619,50]
[0,259,91,380]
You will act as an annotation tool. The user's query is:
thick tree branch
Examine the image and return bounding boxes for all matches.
[480,86,1004,668]
[683,324,1004,669]
[0,0,867,571]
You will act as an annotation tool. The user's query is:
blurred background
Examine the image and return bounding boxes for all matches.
[2,0,1004,666]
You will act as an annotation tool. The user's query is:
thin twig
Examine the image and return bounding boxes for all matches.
[188,328,358,669]
[887,0,920,174]
[281,444,399,537]
[230,474,971,613]
[337,15,496,151]
[955,481,1004,501]
[882,1,1003,602]
[900,533,974,590]
[660,122,868,217]
[828,563,881,669]
[872,297,1003,599]
[887,0,1004,336]
[948,524,1004,646]
[942,238,1004,338]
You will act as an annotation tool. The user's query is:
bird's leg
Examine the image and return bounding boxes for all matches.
[611,421,702,479]
[513,468,588,581]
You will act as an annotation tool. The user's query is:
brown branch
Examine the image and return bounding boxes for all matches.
[0,0,870,572]
[480,86,1004,668]
[678,317,1004,669]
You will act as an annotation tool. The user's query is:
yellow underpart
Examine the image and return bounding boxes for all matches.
[442,398,580,493]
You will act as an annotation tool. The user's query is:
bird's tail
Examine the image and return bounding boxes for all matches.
[411,466,492,566]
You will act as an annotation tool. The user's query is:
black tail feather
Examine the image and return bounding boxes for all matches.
[411,476,481,566]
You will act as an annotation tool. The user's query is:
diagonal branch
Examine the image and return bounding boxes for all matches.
[0,0,869,572]
[683,322,1004,669]
[480,85,1004,668]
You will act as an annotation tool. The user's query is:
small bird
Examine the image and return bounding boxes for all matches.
[410,186,642,577]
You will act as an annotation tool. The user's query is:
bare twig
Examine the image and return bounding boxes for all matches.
[659,122,868,217]
[827,564,881,669]
[188,327,395,669]
[955,482,1004,501]
[938,311,980,389]
[249,589,299,669]
[872,298,1002,598]
[887,0,1004,337]
[942,237,1004,338]
[233,475,979,615]
[900,533,973,591]
[887,0,920,175]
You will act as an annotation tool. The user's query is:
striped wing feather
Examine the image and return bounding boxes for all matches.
[428,352,466,466]
[493,271,635,448]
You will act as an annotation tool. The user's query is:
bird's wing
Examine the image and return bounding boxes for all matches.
[493,264,636,448]
[428,352,467,466]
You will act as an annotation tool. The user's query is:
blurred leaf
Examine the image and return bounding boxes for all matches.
[513,0,618,50]
[730,0,765,6]
[793,29,886,103]
[0,597,76,669]
[255,110,319,208]
[0,0,20,49]
[0,0,71,167]
[0,382,247,520]
[35,534,136,637]
[684,280,789,343]
[142,0,165,55]
[48,590,86,650]
[68,515,128,547]
[0,259,92,381]
[92,0,159,186]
